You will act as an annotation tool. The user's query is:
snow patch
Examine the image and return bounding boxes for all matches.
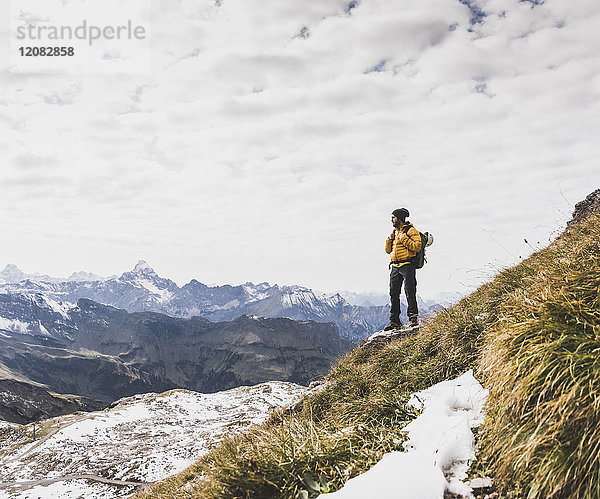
[242,284,270,302]
[209,299,241,310]
[38,295,74,319]
[0,317,30,335]
[38,323,52,337]
[136,278,173,303]
[322,370,488,498]
[281,288,317,308]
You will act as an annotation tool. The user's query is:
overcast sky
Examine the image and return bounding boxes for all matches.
[0,0,598,298]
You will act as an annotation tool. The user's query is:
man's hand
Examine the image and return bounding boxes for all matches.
[389,231,396,240]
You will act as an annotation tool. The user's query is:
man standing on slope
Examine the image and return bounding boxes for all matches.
[384,208,422,330]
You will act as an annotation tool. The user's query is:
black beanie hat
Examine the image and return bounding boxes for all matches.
[392,208,409,220]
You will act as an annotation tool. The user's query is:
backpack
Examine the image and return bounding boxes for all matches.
[402,226,434,269]
[413,231,433,269]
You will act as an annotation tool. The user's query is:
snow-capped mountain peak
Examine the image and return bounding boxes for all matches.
[132,260,156,274]
[119,261,161,282]
[114,261,178,306]
[0,264,25,283]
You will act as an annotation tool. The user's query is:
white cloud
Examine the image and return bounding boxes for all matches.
[0,0,598,297]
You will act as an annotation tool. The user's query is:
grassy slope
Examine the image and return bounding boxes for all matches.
[479,214,600,498]
[139,213,600,499]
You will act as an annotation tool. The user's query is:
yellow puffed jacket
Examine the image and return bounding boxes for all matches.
[385,223,422,267]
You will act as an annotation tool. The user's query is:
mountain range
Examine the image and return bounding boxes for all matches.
[0,292,350,423]
[0,261,440,340]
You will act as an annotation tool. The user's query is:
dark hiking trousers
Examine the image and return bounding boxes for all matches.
[389,263,418,323]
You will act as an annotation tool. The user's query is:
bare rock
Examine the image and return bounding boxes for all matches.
[568,188,600,227]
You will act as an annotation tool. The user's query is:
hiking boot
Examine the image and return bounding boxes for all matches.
[409,317,419,328]
[383,321,401,331]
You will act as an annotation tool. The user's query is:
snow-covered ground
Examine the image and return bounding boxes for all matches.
[0,381,307,499]
[321,370,488,499]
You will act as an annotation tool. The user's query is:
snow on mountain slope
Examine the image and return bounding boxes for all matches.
[32,294,73,320]
[0,317,30,335]
[241,281,272,302]
[135,278,174,303]
[0,293,81,341]
[0,381,307,498]
[278,286,345,312]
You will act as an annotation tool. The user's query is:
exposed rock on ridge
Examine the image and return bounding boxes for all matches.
[568,188,600,226]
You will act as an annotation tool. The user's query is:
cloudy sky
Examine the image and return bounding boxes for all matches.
[0,0,598,298]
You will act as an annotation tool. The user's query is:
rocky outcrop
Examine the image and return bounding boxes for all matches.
[568,188,600,226]
[0,379,104,424]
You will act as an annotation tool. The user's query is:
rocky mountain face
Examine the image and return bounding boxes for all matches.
[0,293,350,421]
[0,380,103,425]
[0,261,436,340]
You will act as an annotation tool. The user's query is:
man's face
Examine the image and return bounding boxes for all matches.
[391,215,399,227]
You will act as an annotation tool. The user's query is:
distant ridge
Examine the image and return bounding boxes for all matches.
[0,262,440,340]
